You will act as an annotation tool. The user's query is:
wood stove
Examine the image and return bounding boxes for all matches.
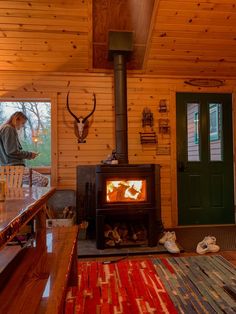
[76,33,162,249]
[95,164,162,249]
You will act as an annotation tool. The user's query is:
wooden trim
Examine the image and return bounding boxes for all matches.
[87,0,93,71]
[31,167,51,175]
[142,0,161,71]
[170,89,178,227]
[51,93,58,186]
[0,92,53,100]
[232,90,236,206]
[1,70,236,81]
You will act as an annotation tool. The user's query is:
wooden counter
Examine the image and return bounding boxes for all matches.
[0,186,79,314]
[0,186,56,249]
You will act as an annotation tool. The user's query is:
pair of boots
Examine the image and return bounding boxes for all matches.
[159,231,180,254]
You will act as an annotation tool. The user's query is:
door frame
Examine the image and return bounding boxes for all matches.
[170,89,236,227]
[0,91,58,186]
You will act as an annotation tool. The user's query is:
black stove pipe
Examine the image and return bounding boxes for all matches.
[108,31,133,164]
[113,53,128,164]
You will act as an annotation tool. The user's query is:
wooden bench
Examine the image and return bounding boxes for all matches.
[38,226,78,314]
[0,187,79,314]
[0,226,78,314]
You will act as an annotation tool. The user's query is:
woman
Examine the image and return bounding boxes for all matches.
[0,111,38,166]
[0,112,47,246]
[0,111,49,187]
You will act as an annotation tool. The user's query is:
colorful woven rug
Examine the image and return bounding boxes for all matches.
[65,255,236,313]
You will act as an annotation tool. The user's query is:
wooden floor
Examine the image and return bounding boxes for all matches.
[78,250,236,266]
[215,251,236,266]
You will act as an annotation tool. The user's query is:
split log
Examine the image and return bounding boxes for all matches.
[104,224,122,246]
[129,223,147,241]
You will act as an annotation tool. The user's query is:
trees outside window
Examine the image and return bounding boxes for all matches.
[0,101,51,167]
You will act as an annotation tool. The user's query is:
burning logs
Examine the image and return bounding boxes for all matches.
[104,222,148,247]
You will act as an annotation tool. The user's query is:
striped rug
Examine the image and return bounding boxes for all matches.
[65,255,236,313]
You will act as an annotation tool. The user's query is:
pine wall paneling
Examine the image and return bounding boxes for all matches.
[0,73,236,228]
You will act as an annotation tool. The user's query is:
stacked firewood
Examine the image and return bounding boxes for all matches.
[129,224,147,242]
[104,222,147,247]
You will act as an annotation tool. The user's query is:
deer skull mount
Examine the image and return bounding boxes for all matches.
[66,92,96,143]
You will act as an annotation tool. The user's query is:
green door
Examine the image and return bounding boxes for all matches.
[177,93,234,225]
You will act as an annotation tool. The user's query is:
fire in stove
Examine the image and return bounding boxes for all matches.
[106,179,147,202]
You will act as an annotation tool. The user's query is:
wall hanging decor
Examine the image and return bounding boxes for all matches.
[158,99,168,113]
[142,107,154,127]
[66,92,96,143]
[156,144,171,155]
[158,118,170,134]
[184,79,225,87]
[140,107,157,144]
[139,132,157,144]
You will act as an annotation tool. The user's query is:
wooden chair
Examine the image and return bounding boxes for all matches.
[0,166,24,188]
[0,166,33,244]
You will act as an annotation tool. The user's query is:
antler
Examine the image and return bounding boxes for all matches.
[66,92,96,123]
[82,93,96,123]
[66,92,80,122]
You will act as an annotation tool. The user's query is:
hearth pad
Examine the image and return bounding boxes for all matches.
[77,239,183,258]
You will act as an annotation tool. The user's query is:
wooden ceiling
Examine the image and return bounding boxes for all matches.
[0,0,236,77]
[92,0,155,70]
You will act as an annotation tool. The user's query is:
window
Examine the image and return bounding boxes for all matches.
[193,104,221,144]
[209,104,220,141]
[188,103,200,161]
[0,100,52,183]
[209,103,222,161]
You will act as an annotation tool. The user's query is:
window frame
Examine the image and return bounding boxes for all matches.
[0,92,57,186]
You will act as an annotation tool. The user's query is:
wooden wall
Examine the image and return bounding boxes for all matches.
[1,72,236,228]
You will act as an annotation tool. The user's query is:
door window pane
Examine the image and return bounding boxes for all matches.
[209,103,222,161]
[187,103,200,161]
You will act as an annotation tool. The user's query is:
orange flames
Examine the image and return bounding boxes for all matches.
[106,179,146,202]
